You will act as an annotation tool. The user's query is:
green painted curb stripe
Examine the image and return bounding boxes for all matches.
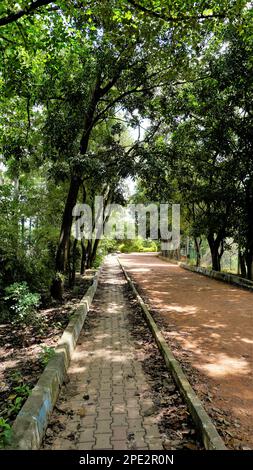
[118,258,226,451]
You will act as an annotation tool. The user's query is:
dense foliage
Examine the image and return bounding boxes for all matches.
[0,0,252,319]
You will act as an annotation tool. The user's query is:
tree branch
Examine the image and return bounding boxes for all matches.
[0,0,53,27]
[93,75,211,126]
[99,72,123,97]
[0,34,17,44]
[127,0,226,22]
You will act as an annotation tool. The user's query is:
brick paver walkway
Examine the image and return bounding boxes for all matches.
[43,256,163,450]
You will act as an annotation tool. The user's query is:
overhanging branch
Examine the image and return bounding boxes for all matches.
[127,0,227,22]
[0,0,53,27]
[92,75,211,126]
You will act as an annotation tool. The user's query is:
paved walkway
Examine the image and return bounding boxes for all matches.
[43,256,163,450]
[119,253,253,449]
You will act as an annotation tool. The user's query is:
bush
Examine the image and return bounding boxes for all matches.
[4,282,40,325]
[39,346,56,366]
[0,418,11,448]
[92,254,104,269]
[118,238,158,253]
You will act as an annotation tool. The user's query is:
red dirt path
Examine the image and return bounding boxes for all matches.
[119,253,253,449]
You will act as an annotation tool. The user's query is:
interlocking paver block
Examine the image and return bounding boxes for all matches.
[112,395,126,405]
[112,426,128,440]
[129,431,148,449]
[43,257,163,451]
[112,440,129,450]
[99,391,112,399]
[95,420,112,435]
[112,414,128,427]
[147,438,164,450]
[144,424,162,439]
[94,434,112,449]
[97,409,112,421]
[99,399,112,409]
[128,418,144,431]
[79,428,96,443]
[80,414,97,428]
[127,407,142,419]
[126,398,140,408]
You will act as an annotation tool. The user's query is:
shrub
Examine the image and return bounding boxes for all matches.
[0,418,11,448]
[118,238,158,253]
[92,254,104,269]
[4,282,40,325]
[39,346,56,366]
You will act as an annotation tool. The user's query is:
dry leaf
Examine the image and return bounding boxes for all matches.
[78,407,86,417]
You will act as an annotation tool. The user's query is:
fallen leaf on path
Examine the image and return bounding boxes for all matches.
[78,407,86,417]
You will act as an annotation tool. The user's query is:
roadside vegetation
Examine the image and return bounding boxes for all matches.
[0,0,252,446]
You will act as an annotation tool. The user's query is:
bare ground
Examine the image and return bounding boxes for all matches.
[119,253,253,450]
[0,273,93,427]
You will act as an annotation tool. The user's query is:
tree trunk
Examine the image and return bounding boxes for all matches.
[207,233,224,272]
[69,238,78,287]
[239,251,247,278]
[67,238,71,286]
[21,216,25,245]
[51,74,106,298]
[194,237,202,267]
[245,251,253,280]
[29,218,32,246]
[210,248,221,271]
[80,240,87,275]
[51,176,81,300]
[54,78,101,280]
[89,239,100,267]
[86,239,93,269]
[87,195,112,268]
[55,175,82,273]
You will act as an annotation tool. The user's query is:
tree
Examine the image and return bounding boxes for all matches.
[133,6,253,275]
[0,0,251,300]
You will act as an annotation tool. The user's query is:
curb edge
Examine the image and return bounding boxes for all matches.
[118,257,226,451]
[9,267,102,450]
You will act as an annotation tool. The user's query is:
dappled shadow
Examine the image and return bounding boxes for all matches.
[197,353,250,377]
[0,274,93,429]
[43,257,203,451]
[119,253,253,447]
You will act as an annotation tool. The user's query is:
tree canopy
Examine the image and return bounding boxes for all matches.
[0,0,253,307]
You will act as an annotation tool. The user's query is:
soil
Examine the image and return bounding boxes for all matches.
[119,253,253,450]
[0,273,93,426]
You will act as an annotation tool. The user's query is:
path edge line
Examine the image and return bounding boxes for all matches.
[9,267,102,450]
[118,258,226,451]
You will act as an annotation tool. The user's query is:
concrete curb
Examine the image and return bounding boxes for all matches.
[180,263,253,292]
[9,268,101,450]
[157,255,179,265]
[158,255,253,292]
[118,258,226,451]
